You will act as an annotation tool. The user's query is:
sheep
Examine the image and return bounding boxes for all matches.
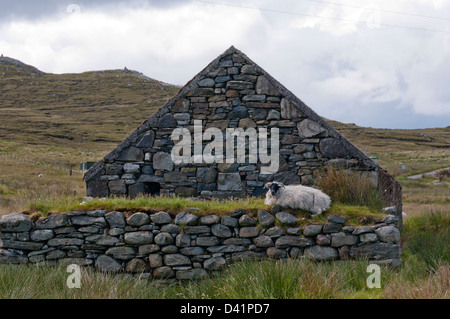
[264,181,331,218]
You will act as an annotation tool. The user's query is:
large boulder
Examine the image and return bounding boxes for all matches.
[0,213,32,232]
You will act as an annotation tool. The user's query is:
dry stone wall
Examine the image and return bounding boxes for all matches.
[0,208,402,279]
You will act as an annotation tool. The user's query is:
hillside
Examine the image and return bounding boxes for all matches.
[0,55,448,168]
[0,55,180,162]
[327,120,450,152]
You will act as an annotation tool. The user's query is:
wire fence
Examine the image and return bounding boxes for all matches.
[0,152,86,175]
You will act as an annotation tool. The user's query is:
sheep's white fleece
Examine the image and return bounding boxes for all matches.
[265,184,331,216]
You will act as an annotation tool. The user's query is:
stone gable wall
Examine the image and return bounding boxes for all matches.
[0,210,402,279]
[86,49,382,201]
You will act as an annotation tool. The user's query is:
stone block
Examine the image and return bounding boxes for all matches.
[126,212,150,227]
[196,167,217,184]
[154,113,177,128]
[257,210,275,228]
[211,224,232,238]
[275,236,313,248]
[239,227,260,238]
[349,243,401,260]
[255,75,281,96]
[331,233,358,247]
[108,179,127,195]
[175,212,198,226]
[117,146,144,162]
[105,211,126,228]
[266,247,287,259]
[297,119,326,138]
[151,211,172,225]
[275,212,298,226]
[95,255,123,273]
[375,226,401,244]
[175,187,198,197]
[153,152,173,171]
[164,254,191,266]
[0,213,32,232]
[176,268,208,280]
[203,256,226,271]
[280,98,302,119]
[124,231,153,245]
[217,173,243,191]
[303,225,323,237]
[304,246,338,261]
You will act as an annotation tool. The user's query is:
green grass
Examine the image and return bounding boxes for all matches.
[314,166,385,211]
[25,195,268,217]
[401,210,450,271]
[21,194,388,228]
[0,236,447,299]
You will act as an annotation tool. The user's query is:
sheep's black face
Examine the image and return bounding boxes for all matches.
[266,182,283,196]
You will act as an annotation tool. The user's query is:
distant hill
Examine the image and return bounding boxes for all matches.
[326,120,450,153]
[0,56,448,163]
[0,55,180,154]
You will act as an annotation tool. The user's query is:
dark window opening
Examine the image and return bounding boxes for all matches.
[146,182,161,196]
[129,182,161,199]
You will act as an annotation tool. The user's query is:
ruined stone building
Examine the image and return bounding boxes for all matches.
[84,46,402,220]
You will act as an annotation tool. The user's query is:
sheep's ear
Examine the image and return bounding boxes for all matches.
[264,182,272,189]
[279,183,286,189]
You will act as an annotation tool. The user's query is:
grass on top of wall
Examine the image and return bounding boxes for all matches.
[25,195,268,217]
[23,194,386,227]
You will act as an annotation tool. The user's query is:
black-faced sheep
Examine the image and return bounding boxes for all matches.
[264,181,331,217]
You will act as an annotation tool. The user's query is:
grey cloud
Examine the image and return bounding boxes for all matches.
[0,0,190,21]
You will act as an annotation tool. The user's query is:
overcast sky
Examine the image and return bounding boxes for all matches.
[1,0,449,129]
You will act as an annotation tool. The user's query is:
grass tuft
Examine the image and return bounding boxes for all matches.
[314,166,384,210]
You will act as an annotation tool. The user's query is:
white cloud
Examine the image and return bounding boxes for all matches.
[0,0,449,128]
[0,2,262,83]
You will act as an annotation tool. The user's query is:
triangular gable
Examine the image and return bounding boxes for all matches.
[85,46,376,181]
[84,45,401,224]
